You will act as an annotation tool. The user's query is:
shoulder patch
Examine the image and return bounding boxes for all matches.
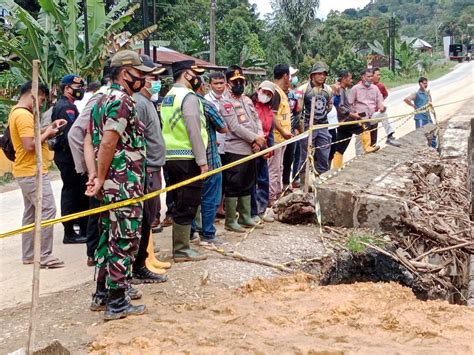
[223,103,233,114]
[162,95,175,107]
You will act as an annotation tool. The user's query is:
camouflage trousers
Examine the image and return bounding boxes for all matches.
[95,203,143,290]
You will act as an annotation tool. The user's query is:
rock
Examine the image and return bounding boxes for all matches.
[273,191,315,225]
[425,173,441,186]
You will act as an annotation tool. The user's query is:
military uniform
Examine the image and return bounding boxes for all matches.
[91,83,146,290]
[296,72,333,174]
[52,81,89,242]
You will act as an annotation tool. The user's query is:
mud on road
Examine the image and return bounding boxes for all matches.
[89,274,474,354]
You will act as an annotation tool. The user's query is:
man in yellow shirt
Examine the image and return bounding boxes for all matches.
[8,81,66,268]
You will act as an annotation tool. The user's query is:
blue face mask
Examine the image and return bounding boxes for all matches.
[148,80,162,95]
[291,76,299,86]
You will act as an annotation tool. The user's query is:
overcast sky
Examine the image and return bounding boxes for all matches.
[251,0,372,19]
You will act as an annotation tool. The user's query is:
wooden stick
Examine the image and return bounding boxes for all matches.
[304,96,316,193]
[27,60,41,355]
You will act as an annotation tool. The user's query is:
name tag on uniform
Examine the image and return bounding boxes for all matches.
[238,114,247,123]
[162,95,175,107]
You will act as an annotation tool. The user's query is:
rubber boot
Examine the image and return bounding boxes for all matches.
[331,152,344,169]
[103,288,146,321]
[172,223,207,262]
[237,195,263,229]
[146,232,171,270]
[360,131,380,153]
[224,197,245,233]
[90,277,107,311]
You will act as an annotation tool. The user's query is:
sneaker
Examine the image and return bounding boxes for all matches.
[199,236,226,246]
[126,286,142,300]
[190,232,200,244]
[132,266,168,284]
[161,216,173,227]
[258,214,274,223]
[386,136,401,147]
[63,233,87,244]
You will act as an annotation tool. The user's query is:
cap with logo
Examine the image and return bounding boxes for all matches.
[60,74,84,86]
[110,50,154,73]
[258,80,275,95]
[310,62,329,75]
[171,60,205,77]
[140,54,167,75]
[225,65,245,82]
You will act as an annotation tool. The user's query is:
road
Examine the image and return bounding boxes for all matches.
[0,62,473,310]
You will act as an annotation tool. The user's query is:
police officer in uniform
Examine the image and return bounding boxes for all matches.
[220,65,265,233]
[161,60,208,262]
[51,74,88,244]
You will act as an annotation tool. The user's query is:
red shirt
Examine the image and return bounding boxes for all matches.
[254,101,273,140]
[375,82,388,100]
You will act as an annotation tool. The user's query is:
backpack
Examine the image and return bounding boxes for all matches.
[0,125,15,162]
[1,106,32,162]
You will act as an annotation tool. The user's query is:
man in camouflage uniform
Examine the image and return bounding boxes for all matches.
[86,50,152,321]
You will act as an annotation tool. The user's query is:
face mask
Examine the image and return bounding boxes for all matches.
[147,80,162,95]
[125,70,146,93]
[291,76,299,86]
[258,93,271,104]
[231,83,245,95]
[72,88,85,100]
[185,72,201,91]
[363,80,371,88]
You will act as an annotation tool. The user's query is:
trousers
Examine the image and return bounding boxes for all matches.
[299,127,332,174]
[251,157,269,216]
[268,146,286,204]
[95,202,143,290]
[17,174,56,262]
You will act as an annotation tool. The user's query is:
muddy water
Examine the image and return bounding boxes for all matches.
[88,274,474,354]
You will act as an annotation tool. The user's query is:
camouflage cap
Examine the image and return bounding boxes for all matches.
[310,62,329,75]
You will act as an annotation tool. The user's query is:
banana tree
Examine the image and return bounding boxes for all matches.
[0,0,151,88]
[368,38,419,76]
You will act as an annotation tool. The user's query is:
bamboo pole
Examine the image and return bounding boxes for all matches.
[304,96,316,193]
[26,59,42,354]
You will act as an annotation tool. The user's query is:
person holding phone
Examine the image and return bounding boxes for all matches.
[8,81,66,268]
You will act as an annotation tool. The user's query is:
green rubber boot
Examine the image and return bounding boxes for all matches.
[225,197,245,233]
[237,195,263,229]
[172,223,207,262]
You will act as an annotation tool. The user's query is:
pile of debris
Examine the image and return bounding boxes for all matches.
[398,158,473,302]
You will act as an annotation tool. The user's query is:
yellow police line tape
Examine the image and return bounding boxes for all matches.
[0,98,470,239]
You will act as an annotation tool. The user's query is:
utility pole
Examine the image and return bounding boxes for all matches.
[389,16,396,73]
[210,0,216,64]
[83,0,89,53]
[143,0,150,55]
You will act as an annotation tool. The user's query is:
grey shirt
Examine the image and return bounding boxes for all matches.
[175,84,207,166]
[67,89,105,174]
[133,92,166,169]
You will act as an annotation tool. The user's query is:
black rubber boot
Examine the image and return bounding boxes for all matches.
[104,289,146,321]
[90,267,107,311]
[90,280,107,311]
[132,266,168,284]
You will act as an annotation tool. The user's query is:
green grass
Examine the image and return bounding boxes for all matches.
[345,233,385,253]
[384,61,458,89]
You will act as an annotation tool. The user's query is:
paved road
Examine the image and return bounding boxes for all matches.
[0,62,472,310]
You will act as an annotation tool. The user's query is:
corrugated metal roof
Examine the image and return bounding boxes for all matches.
[138,46,266,75]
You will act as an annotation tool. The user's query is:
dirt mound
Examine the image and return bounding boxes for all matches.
[88,276,474,354]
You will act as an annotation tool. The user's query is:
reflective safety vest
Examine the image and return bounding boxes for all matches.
[273,85,291,143]
[161,85,208,159]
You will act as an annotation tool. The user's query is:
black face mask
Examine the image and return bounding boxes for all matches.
[186,72,201,91]
[231,83,245,95]
[124,71,146,93]
[72,88,85,100]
